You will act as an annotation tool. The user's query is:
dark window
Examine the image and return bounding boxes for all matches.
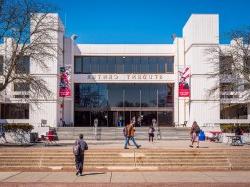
[158,57,166,73]
[124,57,133,73]
[16,56,30,74]
[141,57,149,73]
[0,56,3,75]
[116,57,124,73]
[167,57,174,72]
[75,83,173,108]
[124,84,140,107]
[108,84,124,107]
[220,56,233,74]
[91,57,100,73]
[74,56,82,74]
[82,57,91,73]
[107,57,116,73]
[99,57,107,73]
[14,83,30,91]
[74,83,108,108]
[74,56,174,74]
[141,84,157,107]
[133,57,141,73]
[148,57,157,73]
[0,103,29,119]
[220,104,248,119]
[220,83,236,92]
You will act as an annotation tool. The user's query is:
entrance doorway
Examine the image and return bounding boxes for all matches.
[74,110,173,127]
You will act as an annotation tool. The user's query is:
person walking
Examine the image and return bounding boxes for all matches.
[124,121,141,149]
[148,124,155,142]
[73,134,88,176]
[189,121,200,148]
[235,124,243,145]
[123,125,130,146]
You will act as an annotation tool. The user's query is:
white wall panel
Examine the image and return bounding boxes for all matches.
[185,46,217,75]
[189,101,220,126]
[183,14,219,50]
[191,75,219,100]
[29,102,57,128]
[75,44,174,55]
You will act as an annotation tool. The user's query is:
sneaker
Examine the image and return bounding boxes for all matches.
[76,172,79,176]
[196,146,199,148]
[136,145,141,149]
[124,147,129,149]
[189,145,193,148]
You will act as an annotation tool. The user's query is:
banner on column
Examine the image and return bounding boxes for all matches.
[178,66,190,97]
[59,65,71,97]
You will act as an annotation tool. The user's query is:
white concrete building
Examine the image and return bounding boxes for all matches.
[0,14,249,134]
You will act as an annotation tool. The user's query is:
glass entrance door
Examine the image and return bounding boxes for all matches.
[90,111,108,127]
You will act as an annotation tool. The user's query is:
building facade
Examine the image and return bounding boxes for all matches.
[0,14,249,134]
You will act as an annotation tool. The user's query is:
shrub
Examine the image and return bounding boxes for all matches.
[4,123,33,144]
[220,123,250,133]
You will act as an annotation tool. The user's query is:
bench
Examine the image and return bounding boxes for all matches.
[226,135,243,146]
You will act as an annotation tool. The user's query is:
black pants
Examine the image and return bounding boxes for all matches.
[149,133,154,142]
[75,154,84,174]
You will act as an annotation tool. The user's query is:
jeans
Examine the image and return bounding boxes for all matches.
[124,136,139,148]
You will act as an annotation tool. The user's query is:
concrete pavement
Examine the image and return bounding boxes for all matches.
[1,171,250,186]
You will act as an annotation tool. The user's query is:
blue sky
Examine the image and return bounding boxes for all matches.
[50,0,250,44]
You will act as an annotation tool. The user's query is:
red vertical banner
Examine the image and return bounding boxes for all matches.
[178,67,190,97]
[59,65,71,97]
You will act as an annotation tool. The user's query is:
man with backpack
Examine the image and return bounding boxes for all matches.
[73,134,88,176]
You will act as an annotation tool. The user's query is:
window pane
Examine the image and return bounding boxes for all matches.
[0,56,3,75]
[116,57,124,73]
[167,57,174,73]
[0,103,29,119]
[158,57,166,73]
[107,57,116,73]
[133,57,141,73]
[220,104,248,119]
[124,57,133,73]
[140,57,149,73]
[220,56,233,74]
[99,57,107,73]
[16,56,30,74]
[148,57,157,73]
[108,84,124,107]
[124,84,140,107]
[141,84,157,107]
[74,57,82,74]
[14,83,30,91]
[82,57,91,73]
[91,57,100,73]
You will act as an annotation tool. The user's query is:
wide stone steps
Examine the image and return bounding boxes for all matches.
[1,148,250,171]
[56,127,191,140]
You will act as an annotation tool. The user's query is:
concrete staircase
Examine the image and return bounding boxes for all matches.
[56,127,190,140]
[0,148,250,171]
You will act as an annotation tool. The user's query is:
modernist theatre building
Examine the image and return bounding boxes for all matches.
[0,14,250,132]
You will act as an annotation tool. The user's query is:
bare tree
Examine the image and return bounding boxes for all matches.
[207,27,250,101]
[0,0,62,103]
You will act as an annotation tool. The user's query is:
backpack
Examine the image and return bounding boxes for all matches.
[73,142,81,156]
[123,126,128,136]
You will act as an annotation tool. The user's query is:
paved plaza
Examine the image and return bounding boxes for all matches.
[0,171,250,186]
